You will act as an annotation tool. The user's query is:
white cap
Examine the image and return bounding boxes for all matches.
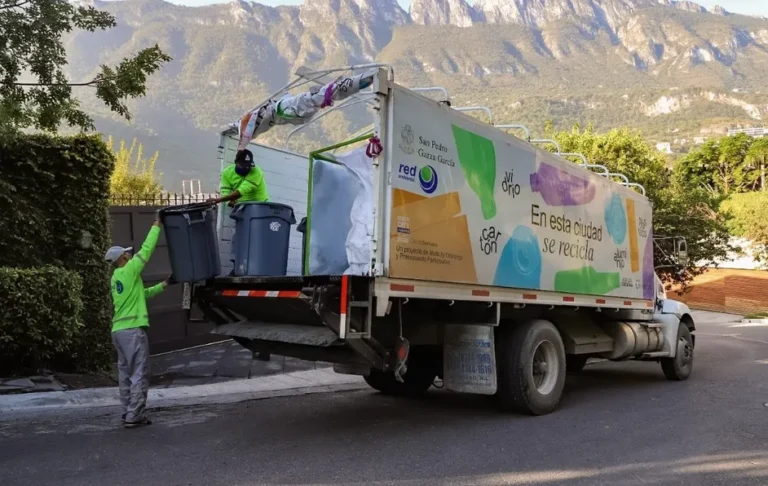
[104,246,133,263]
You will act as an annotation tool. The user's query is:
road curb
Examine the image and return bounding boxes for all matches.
[0,369,366,418]
[740,318,768,324]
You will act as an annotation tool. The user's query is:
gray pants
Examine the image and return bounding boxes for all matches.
[112,327,150,422]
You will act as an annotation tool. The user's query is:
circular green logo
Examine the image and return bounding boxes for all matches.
[418,166,438,194]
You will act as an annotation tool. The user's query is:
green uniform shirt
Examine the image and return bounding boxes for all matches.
[220,165,269,203]
[110,225,165,333]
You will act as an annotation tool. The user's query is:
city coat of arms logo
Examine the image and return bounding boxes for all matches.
[399,124,415,155]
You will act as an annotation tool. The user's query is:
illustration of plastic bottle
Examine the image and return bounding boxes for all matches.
[493,225,542,289]
[452,125,497,220]
[604,192,627,245]
[643,229,655,300]
[626,198,640,273]
[554,267,620,295]
[529,162,596,206]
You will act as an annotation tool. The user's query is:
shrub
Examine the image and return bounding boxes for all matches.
[108,136,164,198]
[0,133,114,372]
[0,267,83,373]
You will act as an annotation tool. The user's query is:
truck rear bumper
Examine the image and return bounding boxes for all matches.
[195,275,386,369]
[215,322,370,366]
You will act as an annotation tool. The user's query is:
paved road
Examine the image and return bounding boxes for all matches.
[2,310,768,486]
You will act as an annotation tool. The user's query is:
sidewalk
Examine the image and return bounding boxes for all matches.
[0,340,333,394]
[0,368,366,419]
[0,340,366,418]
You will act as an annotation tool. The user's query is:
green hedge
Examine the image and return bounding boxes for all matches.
[0,133,114,372]
[0,267,84,372]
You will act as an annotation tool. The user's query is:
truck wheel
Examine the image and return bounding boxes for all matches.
[496,319,566,415]
[661,323,693,381]
[566,355,589,372]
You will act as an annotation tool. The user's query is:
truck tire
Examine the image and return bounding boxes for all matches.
[661,322,693,381]
[495,319,566,415]
[364,349,438,397]
[566,355,589,372]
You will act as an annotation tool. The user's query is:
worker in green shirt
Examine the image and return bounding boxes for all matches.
[208,148,270,273]
[104,213,175,429]
[209,148,269,207]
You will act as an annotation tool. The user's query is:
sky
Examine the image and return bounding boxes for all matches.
[172,0,768,17]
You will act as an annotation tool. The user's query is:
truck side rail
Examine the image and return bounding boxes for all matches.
[454,106,494,124]
[495,124,531,141]
[530,138,562,154]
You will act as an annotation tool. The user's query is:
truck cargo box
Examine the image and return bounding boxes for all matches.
[384,85,653,301]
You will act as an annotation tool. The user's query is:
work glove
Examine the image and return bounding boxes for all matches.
[166,274,178,286]
[154,209,162,224]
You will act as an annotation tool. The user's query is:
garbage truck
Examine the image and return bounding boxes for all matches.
[188,65,695,415]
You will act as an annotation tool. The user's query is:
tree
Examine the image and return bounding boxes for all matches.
[718,134,756,193]
[548,125,731,291]
[0,0,171,132]
[720,192,768,263]
[745,138,768,192]
[652,182,731,289]
[548,125,668,197]
[674,134,757,195]
[109,137,163,199]
[673,140,721,194]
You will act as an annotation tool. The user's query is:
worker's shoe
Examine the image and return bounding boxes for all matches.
[124,416,152,429]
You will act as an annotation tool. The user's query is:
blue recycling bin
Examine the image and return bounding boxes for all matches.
[160,202,220,282]
[230,202,296,276]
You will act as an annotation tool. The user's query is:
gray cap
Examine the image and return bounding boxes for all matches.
[104,246,133,263]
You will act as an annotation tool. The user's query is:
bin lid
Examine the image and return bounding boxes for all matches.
[235,201,294,211]
[231,201,296,224]
[160,202,216,215]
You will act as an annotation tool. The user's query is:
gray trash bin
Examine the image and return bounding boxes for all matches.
[160,202,220,283]
[230,202,296,276]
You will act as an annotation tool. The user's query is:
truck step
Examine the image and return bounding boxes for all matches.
[213,321,343,347]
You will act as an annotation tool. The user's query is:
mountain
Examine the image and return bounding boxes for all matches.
[63,0,768,190]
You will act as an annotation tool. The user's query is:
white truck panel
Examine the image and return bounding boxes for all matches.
[385,86,654,302]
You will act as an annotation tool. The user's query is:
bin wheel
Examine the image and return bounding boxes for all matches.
[661,323,693,381]
[566,355,589,373]
[495,319,566,415]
